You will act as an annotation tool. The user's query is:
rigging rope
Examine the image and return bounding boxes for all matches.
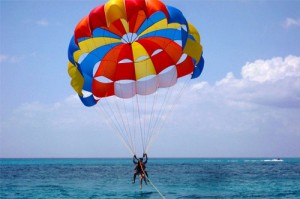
[94,102,135,155]
[139,161,166,199]
[146,76,192,153]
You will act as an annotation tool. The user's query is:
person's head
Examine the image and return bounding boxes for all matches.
[139,158,143,162]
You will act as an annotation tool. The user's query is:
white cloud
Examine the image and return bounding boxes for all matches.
[34,19,63,27]
[0,96,122,158]
[23,18,51,27]
[212,55,300,109]
[163,55,300,157]
[0,54,8,63]
[35,19,49,27]
[241,55,300,83]
[0,54,22,64]
[0,53,38,65]
[5,96,98,131]
[284,17,300,28]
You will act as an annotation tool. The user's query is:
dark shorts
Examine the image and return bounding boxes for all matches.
[136,170,142,174]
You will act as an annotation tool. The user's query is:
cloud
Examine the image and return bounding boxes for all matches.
[173,55,300,147]
[3,95,98,131]
[0,54,22,64]
[22,18,52,27]
[33,19,63,27]
[1,55,300,158]
[214,55,300,108]
[0,54,8,63]
[0,53,38,64]
[241,56,300,82]
[0,96,122,158]
[35,19,49,27]
[284,17,300,28]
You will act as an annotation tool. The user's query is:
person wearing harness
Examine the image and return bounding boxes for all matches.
[132,153,149,189]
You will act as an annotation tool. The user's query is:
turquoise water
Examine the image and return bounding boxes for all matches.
[1,158,300,198]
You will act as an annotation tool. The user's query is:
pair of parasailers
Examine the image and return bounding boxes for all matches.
[132,153,149,189]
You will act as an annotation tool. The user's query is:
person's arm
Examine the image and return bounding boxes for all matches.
[143,153,148,164]
[133,155,138,164]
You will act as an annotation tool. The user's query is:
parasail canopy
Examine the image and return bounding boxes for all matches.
[68,0,204,155]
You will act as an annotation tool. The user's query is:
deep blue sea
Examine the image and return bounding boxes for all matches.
[1,158,300,199]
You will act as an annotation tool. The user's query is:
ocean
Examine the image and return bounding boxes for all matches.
[1,158,300,199]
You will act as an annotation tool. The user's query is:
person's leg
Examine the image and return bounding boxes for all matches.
[133,172,137,183]
[144,170,149,182]
[139,174,143,189]
[143,172,148,185]
[143,176,148,185]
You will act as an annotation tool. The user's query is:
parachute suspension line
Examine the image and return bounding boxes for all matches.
[140,162,166,199]
[121,97,135,155]
[146,63,191,153]
[100,98,126,140]
[157,77,191,134]
[139,97,146,153]
[147,76,192,152]
[145,89,159,153]
[147,87,165,153]
[147,88,170,146]
[143,90,168,153]
[143,90,148,153]
[110,98,133,154]
[149,79,190,152]
[145,69,178,152]
[135,94,146,154]
[124,97,135,155]
[104,98,136,155]
[113,97,136,154]
[145,93,172,153]
[131,96,137,154]
[93,101,134,156]
[108,97,136,155]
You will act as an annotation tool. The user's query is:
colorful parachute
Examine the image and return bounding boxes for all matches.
[68,0,204,155]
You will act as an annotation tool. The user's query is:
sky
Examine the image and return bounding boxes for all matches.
[1,0,300,158]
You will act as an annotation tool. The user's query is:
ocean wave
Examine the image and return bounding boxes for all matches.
[263,159,284,162]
